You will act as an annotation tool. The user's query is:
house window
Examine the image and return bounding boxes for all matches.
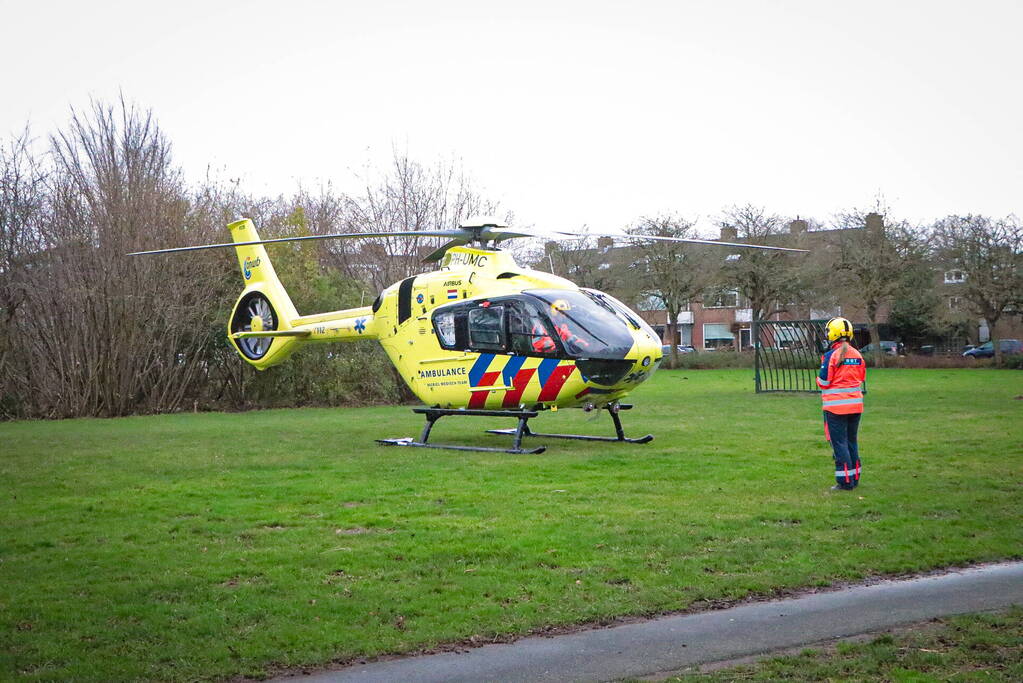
[811,307,841,320]
[638,294,662,311]
[944,270,966,284]
[949,296,962,310]
[703,323,734,349]
[773,325,812,350]
[704,288,739,308]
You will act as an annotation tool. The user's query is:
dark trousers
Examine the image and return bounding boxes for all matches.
[825,411,861,489]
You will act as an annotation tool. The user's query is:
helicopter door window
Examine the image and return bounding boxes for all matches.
[467,305,505,351]
[507,299,559,356]
[434,310,457,348]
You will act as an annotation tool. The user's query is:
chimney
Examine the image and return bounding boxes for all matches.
[789,218,808,234]
[720,225,738,241]
[865,212,884,233]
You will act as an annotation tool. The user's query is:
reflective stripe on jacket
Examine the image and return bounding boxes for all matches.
[818,342,866,414]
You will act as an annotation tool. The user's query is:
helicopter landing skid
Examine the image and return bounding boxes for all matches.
[486,403,654,444]
[376,407,547,455]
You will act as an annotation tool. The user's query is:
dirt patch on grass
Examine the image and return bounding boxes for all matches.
[334,526,394,535]
[219,575,265,589]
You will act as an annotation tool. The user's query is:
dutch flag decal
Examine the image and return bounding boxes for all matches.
[447,289,458,300]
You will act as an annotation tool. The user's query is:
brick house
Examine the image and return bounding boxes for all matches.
[634,216,888,351]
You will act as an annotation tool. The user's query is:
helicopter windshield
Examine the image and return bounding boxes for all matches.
[524,289,636,359]
[581,288,661,347]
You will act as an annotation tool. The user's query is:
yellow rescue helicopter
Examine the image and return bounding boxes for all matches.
[131,217,802,453]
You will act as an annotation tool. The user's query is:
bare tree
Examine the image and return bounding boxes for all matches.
[539,233,631,295]
[6,98,227,417]
[718,204,807,322]
[325,152,505,293]
[832,209,926,367]
[932,214,1023,365]
[628,215,718,368]
[0,129,49,414]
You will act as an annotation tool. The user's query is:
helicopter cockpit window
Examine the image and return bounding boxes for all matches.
[524,290,636,360]
[434,310,457,347]
[467,305,505,351]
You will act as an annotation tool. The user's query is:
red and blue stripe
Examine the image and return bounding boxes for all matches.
[466,354,575,408]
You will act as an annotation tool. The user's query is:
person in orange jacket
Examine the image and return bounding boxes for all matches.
[548,299,590,354]
[817,317,866,491]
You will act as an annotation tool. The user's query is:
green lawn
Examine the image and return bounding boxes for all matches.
[667,607,1023,681]
[1,369,1021,681]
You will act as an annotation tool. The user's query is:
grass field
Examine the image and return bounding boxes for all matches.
[668,607,1023,681]
[1,368,1021,681]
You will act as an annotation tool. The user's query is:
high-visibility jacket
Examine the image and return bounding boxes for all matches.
[531,322,556,353]
[554,322,589,348]
[817,342,865,414]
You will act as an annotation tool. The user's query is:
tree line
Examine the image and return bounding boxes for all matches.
[2,98,1020,418]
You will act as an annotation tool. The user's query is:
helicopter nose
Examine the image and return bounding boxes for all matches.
[613,329,662,389]
[635,337,662,375]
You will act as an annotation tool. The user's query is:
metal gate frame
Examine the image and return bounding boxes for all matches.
[753,319,828,393]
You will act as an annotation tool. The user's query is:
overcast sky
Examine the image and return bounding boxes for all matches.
[2,0,1020,235]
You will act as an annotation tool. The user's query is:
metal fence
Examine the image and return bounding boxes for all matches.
[753,319,828,393]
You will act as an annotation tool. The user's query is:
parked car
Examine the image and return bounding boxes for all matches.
[962,339,1023,358]
[661,344,696,355]
[860,341,900,356]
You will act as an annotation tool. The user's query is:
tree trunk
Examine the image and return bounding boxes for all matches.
[868,318,885,368]
[984,311,1002,366]
[666,314,679,369]
[865,299,884,369]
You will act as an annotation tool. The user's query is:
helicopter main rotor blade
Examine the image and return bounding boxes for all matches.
[127,229,467,256]
[486,226,553,241]
[422,237,472,262]
[545,229,808,253]
[421,226,553,261]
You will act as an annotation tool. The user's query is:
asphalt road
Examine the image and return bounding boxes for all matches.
[280,562,1023,683]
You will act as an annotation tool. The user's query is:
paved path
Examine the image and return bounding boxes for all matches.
[282,562,1023,683]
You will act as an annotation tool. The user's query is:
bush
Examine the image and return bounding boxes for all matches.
[895,354,983,369]
[1003,354,1023,370]
[663,351,1021,372]
[672,351,755,369]
[235,344,402,409]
